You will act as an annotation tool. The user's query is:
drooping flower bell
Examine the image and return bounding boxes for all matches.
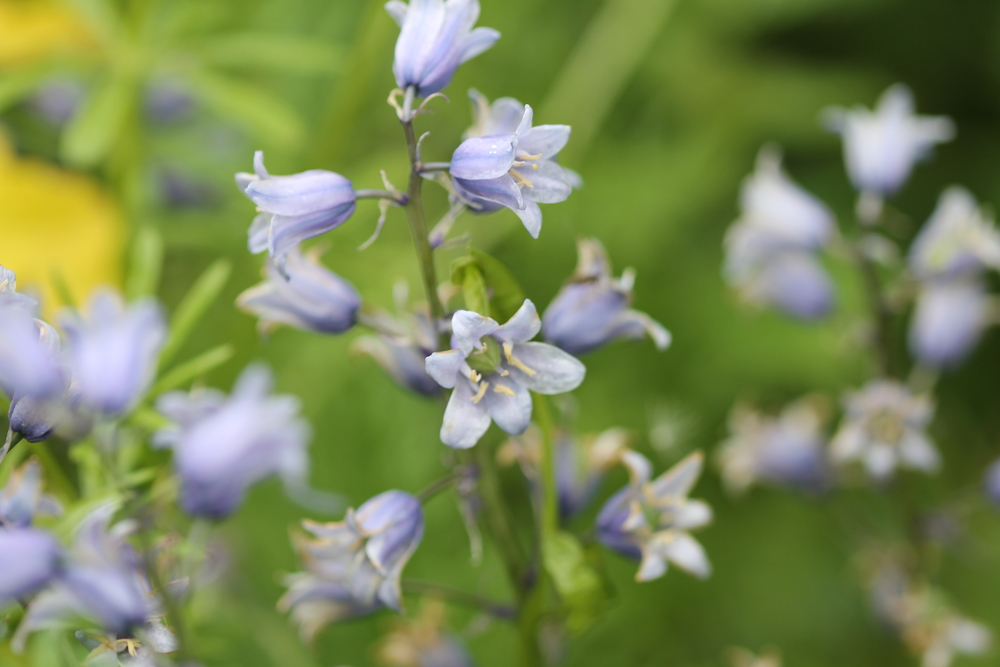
[825,84,954,197]
[237,151,357,269]
[154,364,311,519]
[716,398,828,495]
[829,380,939,480]
[60,288,166,417]
[0,528,63,606]
[237,246,361,335]
[386,0,500,98]
[0,265,38,312]
[595,450,712,582]
[352,302,442,397]
[425,299,586,449]
[0,459,62,528]
[724,148,836,320]
[280,490,424,641]
[543,238,670,356]
[450,98,576,238]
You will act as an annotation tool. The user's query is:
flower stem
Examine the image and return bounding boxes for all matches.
[854,241,895,378]
[355,188,406,203]
[402,579,516,619]
[417,471,460,503]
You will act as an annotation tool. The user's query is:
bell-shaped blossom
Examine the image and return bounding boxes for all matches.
[425,300,586,449]
[154,364,310,519]
[595,451,712,582]
[830,380,938,480]
[825,84,954,196]
[543,238,670,356]
[0,528,63,606]
[724,148,836,320]
[386,0,499,98]
[61,289,166,416]
[237,151,356,269]
[450,100,575,238]
[237,247,361,335]
[0,459,62,528]
[0,265,38,312]
[280,490,424,641]
[15,508,153,650]
[352,306,442,397]
[909,280,990,368]
[909,187,1000,280]
[717,399,828,495]
[376,597,476,667]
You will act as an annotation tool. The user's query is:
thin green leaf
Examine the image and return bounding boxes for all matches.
[469,249,526,323]
[60,70,137,167]
[193,33,343,75]
[451,257,490,317]
[126,225,165,300]
[543,531,612,634]
[159,259,232,367]
[187,70,304,146]
[152,344,235,396]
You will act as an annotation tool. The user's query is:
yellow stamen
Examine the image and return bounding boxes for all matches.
[500,369,510,376]
[493,384,515,397]
[503,343,536,376]
[471,381,490,404]
[509,170,534,188]
[517,152,543,160]
[468,369,482,383]
[0,279,8,291]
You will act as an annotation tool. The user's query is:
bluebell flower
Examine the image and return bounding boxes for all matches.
[724,148,836,320]
[425,300,586,449]
[0,528,63,606]
[280,490,424,641]
[386,0,500,98]
[0,265,39,311]
[717,399,828,494]
[237,151,357,269]
[377,597,476,667]
[830,380,938,480]
[154,364,310,519]
[15,507,153,650]
[61,289,166,416]
[352,306,442,397]
[237,247,361,335]
[543,238,670,355]
[825,85,954,197]
[0,459,62,528]
[595,451,712,582]
[450,99,575,238]
[909,280,990,368]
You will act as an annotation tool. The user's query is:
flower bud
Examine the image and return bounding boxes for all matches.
[909,280,989,368]
[0,528,63,604]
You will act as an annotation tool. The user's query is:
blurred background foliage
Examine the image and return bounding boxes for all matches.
[3,0,1000,665]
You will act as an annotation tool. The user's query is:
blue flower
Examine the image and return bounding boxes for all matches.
[61,289,166,416]
[154,364,311,519]
[237,247,361,335]
[386,0,500,98]
[0,528,63,606]
[0,459,62,528]
[450,97,576,238]
[595,451,712,582]
[543,239,670,356]
[237,151,357,269]
[909,280,990,368]
[280,490,424,641]
[352,306,442,397]
[825,84,954,196]
[425,300,586,449]
[717,399,828,494]
[724,148,836,320]
[0,266,38,312]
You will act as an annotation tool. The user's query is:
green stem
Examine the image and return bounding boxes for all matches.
[470,444,527,590]
[854,242,895,378]
[402,579,516,619]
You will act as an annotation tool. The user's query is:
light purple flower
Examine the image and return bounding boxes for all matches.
[830,380,938,480]
[280,490,424,641]
[724,148,836,320]
[237,247,361,335]
[450,97,575,238]
[0,266,39,312]
[352,307,442,397]
[595,451,712,582]
[425,300,586,449]
[909,280,990,368]
[60,289,166,416]
[237,151,357,269]
[386,0,500,97]
[0,459,62,528]
[543,238,669,356]
[154,364,310,519]
[825,84,954,196]
[909,187,1000,281]
[717,399,828,494]
[0,528,63,605]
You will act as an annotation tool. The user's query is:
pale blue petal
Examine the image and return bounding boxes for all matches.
[514,202,542,238]
[451,310,498,355]
[453,175,523,210]
[425,349,466,388]
[458,26,500,63]
[505,342,585,394]
[493,299,540,344]
[520,161,573,204]
[450,135,518,180]
[483,378,532,435]
[440,379,491,449]
[518,124,571,159]
[245,170,355,217]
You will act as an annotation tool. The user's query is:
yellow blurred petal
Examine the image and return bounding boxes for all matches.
[0,0,96,67]
[0,133,123,314]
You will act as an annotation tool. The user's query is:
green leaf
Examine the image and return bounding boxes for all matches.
[451,250,526,321]
[451,257,490,316]
[126,226,165,300]
[159,259,232,367]
[543,531,612,634]
[193,33,343,75]
[187,70,304,146]
[60,70,137,167]
[152,343,235,396]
